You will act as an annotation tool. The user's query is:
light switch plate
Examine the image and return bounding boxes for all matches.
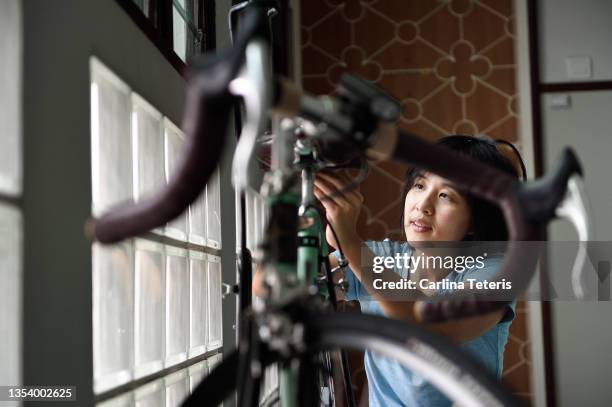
[566,57,592,79]
[550,94,571,109]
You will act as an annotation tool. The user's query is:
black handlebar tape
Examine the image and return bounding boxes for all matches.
[233,1,277,45]
[339,74,401,123]
[518,148,582,224]
[391,131,542,322]
[415,298,514,323]
[88,7,269,243]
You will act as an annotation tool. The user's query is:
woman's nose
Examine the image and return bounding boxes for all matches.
[415,193,434,215]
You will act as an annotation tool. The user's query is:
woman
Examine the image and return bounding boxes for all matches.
[314,135,520,406]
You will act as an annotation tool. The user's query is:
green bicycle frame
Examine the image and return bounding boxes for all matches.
[264,188,333,407]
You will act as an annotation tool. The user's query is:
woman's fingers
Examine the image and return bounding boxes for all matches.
[314,178,352,208]
[313,184,330,202]
[314,185,342,215]
[316,173,363,207]
[317,172,354,191]
[314,172,361,248]
[314,185,336,208]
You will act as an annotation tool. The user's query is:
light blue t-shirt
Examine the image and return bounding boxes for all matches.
[334,240,515,407]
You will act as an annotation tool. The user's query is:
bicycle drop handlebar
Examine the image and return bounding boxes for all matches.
[87,5,587,322]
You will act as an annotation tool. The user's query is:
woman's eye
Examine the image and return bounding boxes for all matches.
[439,192,449,200]
[413,183,424,190]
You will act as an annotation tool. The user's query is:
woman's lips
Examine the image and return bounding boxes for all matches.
[410,221,432,233]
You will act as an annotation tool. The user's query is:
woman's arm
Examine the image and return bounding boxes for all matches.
[315,172,506,344]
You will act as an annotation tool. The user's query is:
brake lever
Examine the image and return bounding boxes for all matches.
[230,5,274,192]
[230,39,272,192]
[555,174,594,299]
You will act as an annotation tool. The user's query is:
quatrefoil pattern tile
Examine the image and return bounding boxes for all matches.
[301,0,518,141]
[301,0,531,403]
[301,0,522,243]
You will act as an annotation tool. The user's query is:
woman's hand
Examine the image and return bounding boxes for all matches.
[314,171,363,252]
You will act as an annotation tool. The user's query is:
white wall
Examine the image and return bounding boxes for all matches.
[539,0,612,83]
[535,2,612,406]
[541,91,612,407]
[538,1,612,403]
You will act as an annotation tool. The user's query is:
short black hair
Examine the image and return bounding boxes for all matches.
[400,135,519,241]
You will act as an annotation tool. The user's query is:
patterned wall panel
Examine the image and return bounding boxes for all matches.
[300,0,532,404]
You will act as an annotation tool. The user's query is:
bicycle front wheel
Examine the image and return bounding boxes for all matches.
[301,312,521,407]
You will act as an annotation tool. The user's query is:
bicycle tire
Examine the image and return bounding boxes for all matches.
[187,311,521,407]
[302,312,522,407]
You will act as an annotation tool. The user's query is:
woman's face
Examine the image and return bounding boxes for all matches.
[403,172,472,245]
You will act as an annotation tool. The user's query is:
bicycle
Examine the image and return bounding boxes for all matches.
[87,2,593,406]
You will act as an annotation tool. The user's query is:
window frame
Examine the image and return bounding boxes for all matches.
[114,0,216,75]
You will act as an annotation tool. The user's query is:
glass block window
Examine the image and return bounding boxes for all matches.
[207,352,222,372]
[132,93,165,235]
[207,256,223,350]
[96,392,133,407]
[0,204,21,389]
[97,357,219,406]
[134,239,165,379]
[132,93,164,201]
[205,354,223,407]
[91,58,226,399]
[188,360,208,393]
[189,251,208,357]
[242,189,267,252]
[90,58,133,216]
[206,170,221,249]
[188,190,207,246]
[0,0,22,196]
[93,242,134,393]
[0,1,22,395]
[164,118,189,241]
[165,370,189,406]
[134,379,165,407]
[165,246,189,367]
